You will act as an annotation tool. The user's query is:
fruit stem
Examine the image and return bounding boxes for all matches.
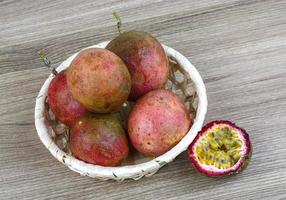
[37,51,58,75]
[113,12,124,34]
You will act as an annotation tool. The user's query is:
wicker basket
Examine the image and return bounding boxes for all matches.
[35,41,207,181]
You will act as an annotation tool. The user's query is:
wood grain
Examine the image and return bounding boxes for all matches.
[1,0,286,199]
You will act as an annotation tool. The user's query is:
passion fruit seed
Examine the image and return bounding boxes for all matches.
[195,125,243,169]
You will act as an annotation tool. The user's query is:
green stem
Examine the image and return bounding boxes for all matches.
[37,51,58,75]
[113,12,123,34]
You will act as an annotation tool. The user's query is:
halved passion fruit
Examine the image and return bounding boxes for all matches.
[189,120,252,176]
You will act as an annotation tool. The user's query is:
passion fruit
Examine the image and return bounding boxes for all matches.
[70,113,129,166]
[128,89,191,156]
[189,120,252,176]
[66,48,131,113]
[37,52,87,126]
[47,70,87,126]
[106,13,169,100]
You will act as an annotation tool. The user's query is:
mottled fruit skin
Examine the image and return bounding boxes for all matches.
[67,48,131,113]
[106,31,169,100]
[70,114,129,166]
[128,89,191,156]
[47,70,87,126]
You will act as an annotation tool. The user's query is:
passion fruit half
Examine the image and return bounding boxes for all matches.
[189,120,252,176]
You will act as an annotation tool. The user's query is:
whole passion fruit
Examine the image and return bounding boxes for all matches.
[106,13,169,100]
[70,113,129,166]
[47,70,87,126]
[67,48,131,113]
[189,120,252,176]
[128,89,191,157]
[38,52,87,126]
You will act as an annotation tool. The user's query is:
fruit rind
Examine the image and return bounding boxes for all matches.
[70,113,129,166]
[106,31,169,100]
[47,70,87,126]
[128,89,191,157]
[67,48,131,113]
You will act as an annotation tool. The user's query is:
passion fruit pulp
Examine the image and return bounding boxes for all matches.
[189,120,252,176]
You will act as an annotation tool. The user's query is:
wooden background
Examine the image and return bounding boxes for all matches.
[1,0,286,199]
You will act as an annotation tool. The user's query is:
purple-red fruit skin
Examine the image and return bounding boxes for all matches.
[70,114,129,166]
[47,70,87,126]
[106,31,169,100]
[67,48,131,113]
[128,89,191,156]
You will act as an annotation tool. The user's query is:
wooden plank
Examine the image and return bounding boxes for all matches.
[1,0,286,199]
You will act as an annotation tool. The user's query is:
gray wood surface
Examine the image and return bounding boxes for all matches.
[1,0,286,199]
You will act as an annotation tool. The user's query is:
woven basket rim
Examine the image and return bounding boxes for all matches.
[34,41,208,181]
